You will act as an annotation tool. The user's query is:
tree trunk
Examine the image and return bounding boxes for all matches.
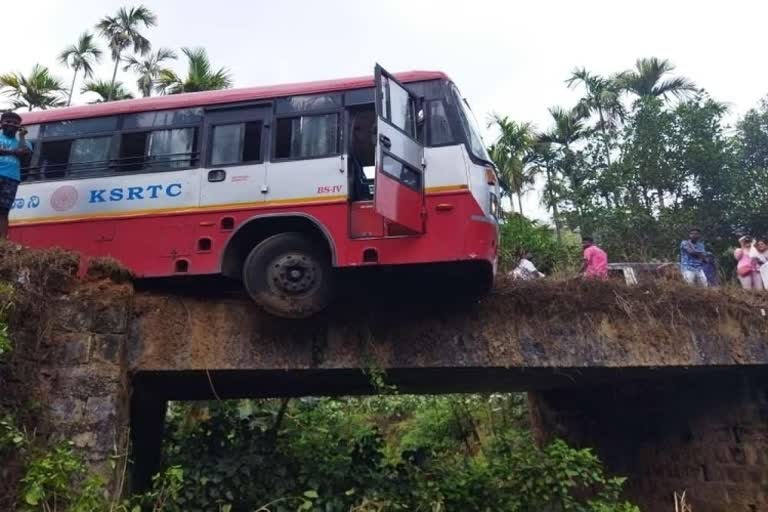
[597,106,612,167]
[67,66,79,107]
[107,55,121,102]
[545,162,562,244]
[517,191,524,218]
[657,188,666,209]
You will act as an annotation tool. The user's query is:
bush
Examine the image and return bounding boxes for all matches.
[152,396,638,512]
[500,215,580,273]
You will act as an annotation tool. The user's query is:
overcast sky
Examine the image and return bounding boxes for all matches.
[5,0,768,219]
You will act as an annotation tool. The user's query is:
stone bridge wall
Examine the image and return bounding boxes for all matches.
[530,372,768,512]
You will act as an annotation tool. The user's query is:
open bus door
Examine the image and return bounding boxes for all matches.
[374,64,425,235]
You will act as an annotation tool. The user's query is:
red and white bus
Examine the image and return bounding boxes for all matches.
[12,65,500,316]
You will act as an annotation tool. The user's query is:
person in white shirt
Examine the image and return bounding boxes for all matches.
[509,250,545,280]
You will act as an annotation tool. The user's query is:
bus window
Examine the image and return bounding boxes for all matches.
[118,132,149,172]
[210,121,263,166]
[69,137,111,176]
[451,85,491,163]
[38,136,111,179]
[118,127,198,172]
[122,108,202,129]
[274,113,338,159]
[44,117,117,138]
[147,128,196,169]
[381,154,421,191]
[39,140,71,179]
[380,76,416,137]
[428,101,454,146]
[276,94,340,114]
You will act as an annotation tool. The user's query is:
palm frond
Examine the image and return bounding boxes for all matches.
[617,57,696,101]
[155,69,182,95]
[97,5,157,58]
[156,48,232,95]
[81,79,134,102]
[654,77,697,100]
[0,65,66,110]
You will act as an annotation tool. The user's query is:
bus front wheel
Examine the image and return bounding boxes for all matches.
[242,232,333,318]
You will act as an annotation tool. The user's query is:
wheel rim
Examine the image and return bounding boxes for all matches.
[266,252,320,296]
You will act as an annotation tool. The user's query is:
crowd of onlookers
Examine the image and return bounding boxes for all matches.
[734,235,768,290]
[509,227,768,291]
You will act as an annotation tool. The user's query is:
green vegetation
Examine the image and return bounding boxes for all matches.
[0,4,232,109]
[491,57,768,273]
[145,396,638,512]
[0,65,66,111]
[58,32,103,106]
[0,389,641,511]
[500,216,579,273]
[154,48,233,95]
[96,5,157,102]
[122,48,178,98]
[81,79,135,103]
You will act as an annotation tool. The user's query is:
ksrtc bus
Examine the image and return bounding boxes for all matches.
[12,65,500,317]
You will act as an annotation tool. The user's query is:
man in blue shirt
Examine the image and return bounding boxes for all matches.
[680,228,708,287]
[0,112,31,239]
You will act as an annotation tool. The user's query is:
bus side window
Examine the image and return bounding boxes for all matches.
[210,121,263,166]
[39,135,113,180]
[70,136,112,177]
[118,132,149,172]
[147,128,197,169]
[274,114,338,159]
[117,128,198,172]
[39,140,71,179]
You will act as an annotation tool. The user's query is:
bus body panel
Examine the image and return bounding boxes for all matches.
[10,188,494,276]
[264,156,346,208]
[199,161,267,208]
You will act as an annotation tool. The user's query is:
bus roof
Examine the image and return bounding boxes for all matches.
[20,70,450,125]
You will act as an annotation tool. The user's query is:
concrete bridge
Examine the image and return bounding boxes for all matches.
[11,271,768,512]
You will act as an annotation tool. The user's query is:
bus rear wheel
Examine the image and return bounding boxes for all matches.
[242,232,333,318]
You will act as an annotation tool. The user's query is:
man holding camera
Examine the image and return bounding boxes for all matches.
[0,111,31,239]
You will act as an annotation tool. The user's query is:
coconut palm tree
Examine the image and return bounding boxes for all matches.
[123,48,177,97]
[81,79,134,103]
[487,114,537,216]
[538,107,589,235]
[155,48,232,95]
[58,32,103,106]
[566,68,624,166]
[539,107,588,155]
[96,5,157,101]
[532,139,563,243]
[0,65,66,111]
[615,57,696,101]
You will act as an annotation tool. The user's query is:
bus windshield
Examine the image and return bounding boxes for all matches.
[452,85,491,163]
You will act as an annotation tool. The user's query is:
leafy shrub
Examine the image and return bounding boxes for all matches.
[500,215,580,273]
[19,442,107,512]
[153,396,638,512]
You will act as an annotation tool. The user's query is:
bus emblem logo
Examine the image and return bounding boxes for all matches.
[51,186,79,212]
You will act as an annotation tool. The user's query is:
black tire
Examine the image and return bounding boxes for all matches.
[242,232,334,318]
